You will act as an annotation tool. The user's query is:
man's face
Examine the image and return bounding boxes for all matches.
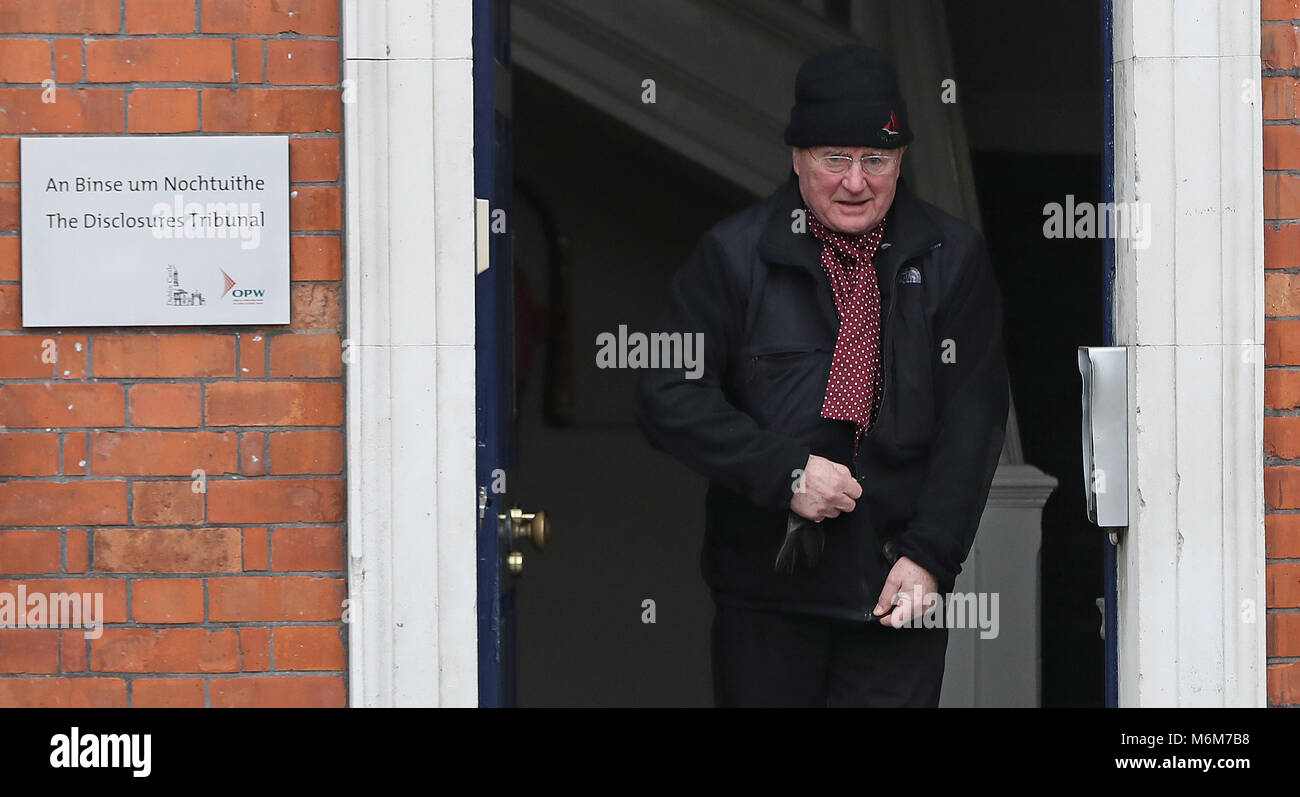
[792,145,906,235]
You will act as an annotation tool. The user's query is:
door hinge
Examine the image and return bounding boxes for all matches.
[475,198,490,275]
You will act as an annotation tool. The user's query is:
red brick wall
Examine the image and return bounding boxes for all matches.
[1264,0,1300,708]
[0,0,346,707]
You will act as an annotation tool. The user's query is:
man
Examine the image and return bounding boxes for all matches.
[635,44,1009,707]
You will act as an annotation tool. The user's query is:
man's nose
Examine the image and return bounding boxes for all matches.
[841,164,868,192]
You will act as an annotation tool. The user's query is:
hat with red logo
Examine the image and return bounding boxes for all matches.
[784,45,913,149]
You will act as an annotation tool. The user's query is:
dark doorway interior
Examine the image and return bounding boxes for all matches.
[508,0,1104,706]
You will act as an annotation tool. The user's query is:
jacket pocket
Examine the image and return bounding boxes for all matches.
[886,271,936,450]
[738,344,831,435]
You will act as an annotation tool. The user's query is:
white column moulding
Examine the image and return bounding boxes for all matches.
[1111,0,1266,706]
[343,0,479,707]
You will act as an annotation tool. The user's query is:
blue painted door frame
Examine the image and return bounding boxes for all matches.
[474,0,515,708]
[1100,0,1119,708]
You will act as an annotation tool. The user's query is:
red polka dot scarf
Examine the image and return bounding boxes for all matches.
[806,209,887,456]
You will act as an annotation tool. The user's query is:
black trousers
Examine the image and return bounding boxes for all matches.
[710,601,949,707]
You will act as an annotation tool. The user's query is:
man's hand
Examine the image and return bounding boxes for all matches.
[871,556,939,627]
[790,454,862,521]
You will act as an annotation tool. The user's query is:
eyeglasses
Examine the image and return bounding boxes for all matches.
[807,149,900,176]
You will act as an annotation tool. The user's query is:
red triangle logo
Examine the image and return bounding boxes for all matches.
[882,110,900,135]
[220,268,236,298]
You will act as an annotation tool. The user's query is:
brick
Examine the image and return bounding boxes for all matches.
[271,526,343,572]
[131,578,204,622]
[210,675,344,707]
[0,630,58,673]
[290,138,340,182]
[87,38,232,83]
[67,529,89,573]
[1265,24,1300,70]
[208,576,344,621]
[240,431,266,476]
[0,1,120,33]
[1268,512,1300,557]
[1265,173,1300,221]
[63,431,87,475]
[61,628,86,671]
[267,40,338,85]
[290,185,342,231]
[1265,0,1300,21]
[55,334,88,378]
[0,433,59,476]
[243,527,269,570]
[0,481,126,525]
[130,481,204,526]
[1267,320,1300,365]
[202,88,341,133]
[0,383,124,427]
[290,282,342,329]
[0,579,127,622]
[0,38,51,82]
[1265,223,1300,269]
[1269,562,1300,609]
[95,528,241,573]
[0,184,15,230]
[235,37,263,83]
[274,625,344,671]
[125,0,198,33]
[90,431,239,476]
[1265,125,1300,171]
[129,383,202,428]
[0,284,19,329]
[1267,272,1300,316]
[239,626,270,670]
[53,38,82,83]
[206,382,343,425]
[0,334,62,377]
[0,677,125,707]
[133,677,205,707]
[208,478,344,523]
[270,333,341,377]
[91,628,239,673]
[239,332,266,377]
[94,333,237,378]
[0,137,16,180]
[290,235,342,280]
[1269,661,1300,706]
[269,430,343,475]
[0,236,15,280]
[1266,416,1300,460]
[201,0,340,35]
[128,88,200,133]
[0,530,61,573]
[0,88,125,134]
[1267,612,1300,657]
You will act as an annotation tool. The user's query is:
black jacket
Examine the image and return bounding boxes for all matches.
[635,172,1009,621]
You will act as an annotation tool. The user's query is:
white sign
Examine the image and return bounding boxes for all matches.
[20,135,290,326]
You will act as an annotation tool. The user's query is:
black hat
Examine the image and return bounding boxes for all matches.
[784,45,913,149]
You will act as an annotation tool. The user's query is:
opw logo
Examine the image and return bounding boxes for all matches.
[219,268,265,305]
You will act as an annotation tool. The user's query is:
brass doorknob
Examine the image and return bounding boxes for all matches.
[507,551,524,576]
[499,507,549,550]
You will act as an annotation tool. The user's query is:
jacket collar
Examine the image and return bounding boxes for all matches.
[757,170,944,286]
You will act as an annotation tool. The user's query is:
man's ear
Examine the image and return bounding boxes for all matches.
[791,147,802,176]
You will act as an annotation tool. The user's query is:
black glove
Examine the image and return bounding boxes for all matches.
[774,511,825,574]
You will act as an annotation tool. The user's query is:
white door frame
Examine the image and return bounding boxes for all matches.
[1111,0,1267,706]
[341,0,479,707]
[335,0,1270,707]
